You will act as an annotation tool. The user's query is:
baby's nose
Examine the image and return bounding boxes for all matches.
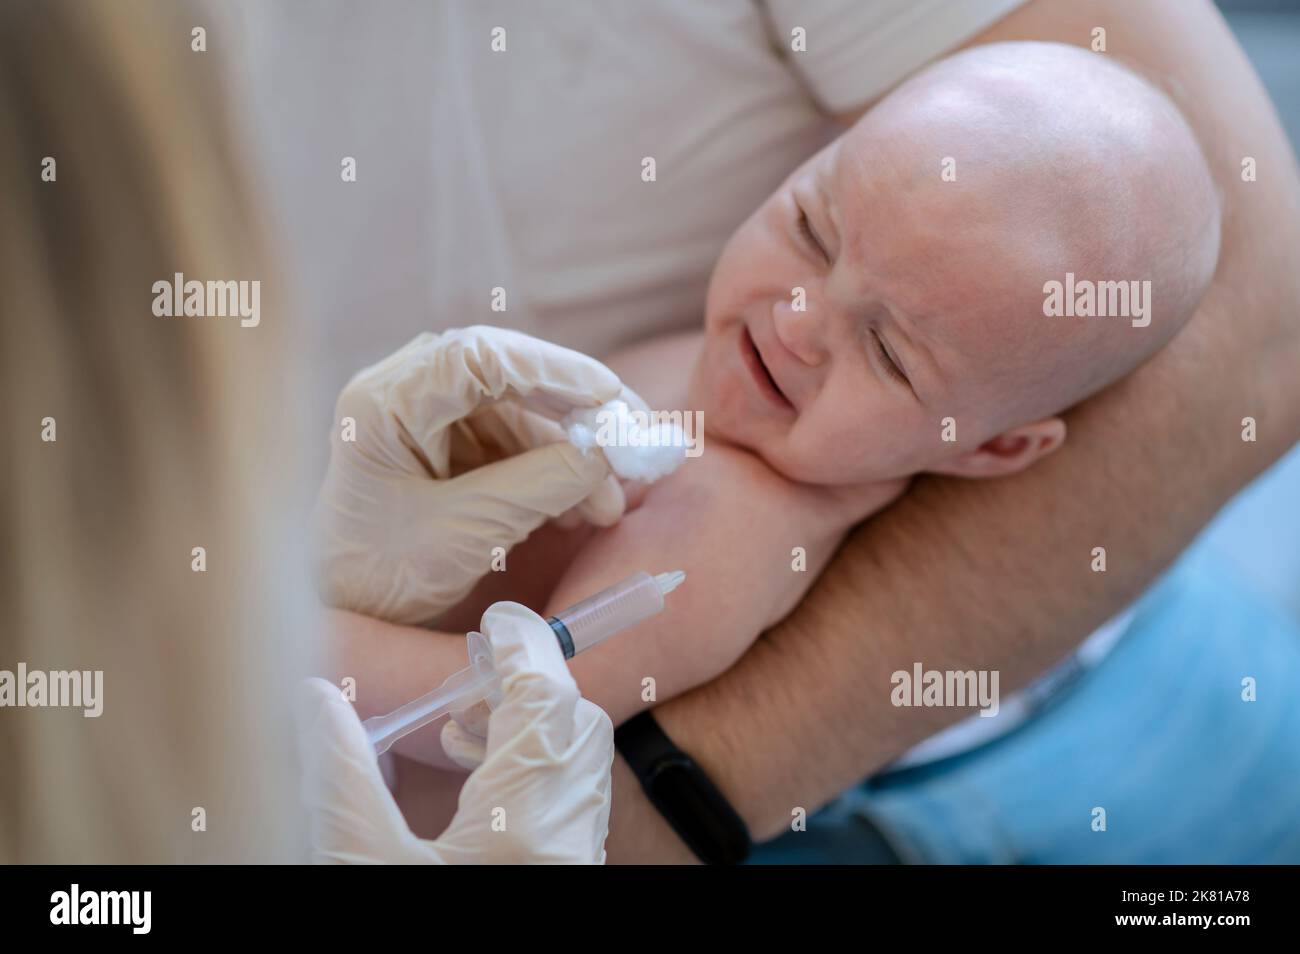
[772,298,826,367]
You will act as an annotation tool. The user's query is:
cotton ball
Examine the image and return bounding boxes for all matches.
[602,423,687,481]
[563,400,687,482]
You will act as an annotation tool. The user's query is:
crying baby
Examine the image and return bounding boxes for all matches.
[437,40,1220,735]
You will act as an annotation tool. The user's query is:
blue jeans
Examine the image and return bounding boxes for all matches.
[750,545,1300,864]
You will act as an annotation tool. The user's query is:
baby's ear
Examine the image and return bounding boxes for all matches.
[929,417,1066,479]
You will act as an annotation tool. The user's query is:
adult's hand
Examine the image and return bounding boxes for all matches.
[300,602,613,864]
[314,326,643,624]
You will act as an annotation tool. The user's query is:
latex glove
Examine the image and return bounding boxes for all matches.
[314,326,646,624]
[297,602,614,864]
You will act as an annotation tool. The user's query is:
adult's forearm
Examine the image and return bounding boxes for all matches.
[605,0,1300,859]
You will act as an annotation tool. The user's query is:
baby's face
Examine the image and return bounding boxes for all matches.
[694,107,1054,486]
[693,41,1216,487]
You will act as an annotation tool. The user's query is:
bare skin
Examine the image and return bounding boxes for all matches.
[324,0,1300,861]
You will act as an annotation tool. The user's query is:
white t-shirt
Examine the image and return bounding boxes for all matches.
[227,0,1025,420]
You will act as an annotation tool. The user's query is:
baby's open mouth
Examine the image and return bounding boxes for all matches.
[741,325,793,410]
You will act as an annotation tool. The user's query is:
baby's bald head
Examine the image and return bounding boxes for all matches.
[841,41,1220,434]
[693,42,1221,488]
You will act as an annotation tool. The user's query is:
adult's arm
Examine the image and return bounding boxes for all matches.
[604,0,1300,861]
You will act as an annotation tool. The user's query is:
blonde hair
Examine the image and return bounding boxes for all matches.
[0,0,311,861]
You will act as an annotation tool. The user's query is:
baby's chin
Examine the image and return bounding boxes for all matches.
[688,334,747,437]
[692,381,750,452]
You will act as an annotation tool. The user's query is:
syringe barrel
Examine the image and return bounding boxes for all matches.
[547,571,664,658]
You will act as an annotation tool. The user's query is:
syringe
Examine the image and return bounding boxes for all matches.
[364,569,686,754]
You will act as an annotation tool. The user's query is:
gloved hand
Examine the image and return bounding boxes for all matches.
[314,326,646,624]
[298,602,614,864]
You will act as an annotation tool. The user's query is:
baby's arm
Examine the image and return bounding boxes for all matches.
[552,442,906,725]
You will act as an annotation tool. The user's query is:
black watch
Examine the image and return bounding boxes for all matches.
[614,711,752,864]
